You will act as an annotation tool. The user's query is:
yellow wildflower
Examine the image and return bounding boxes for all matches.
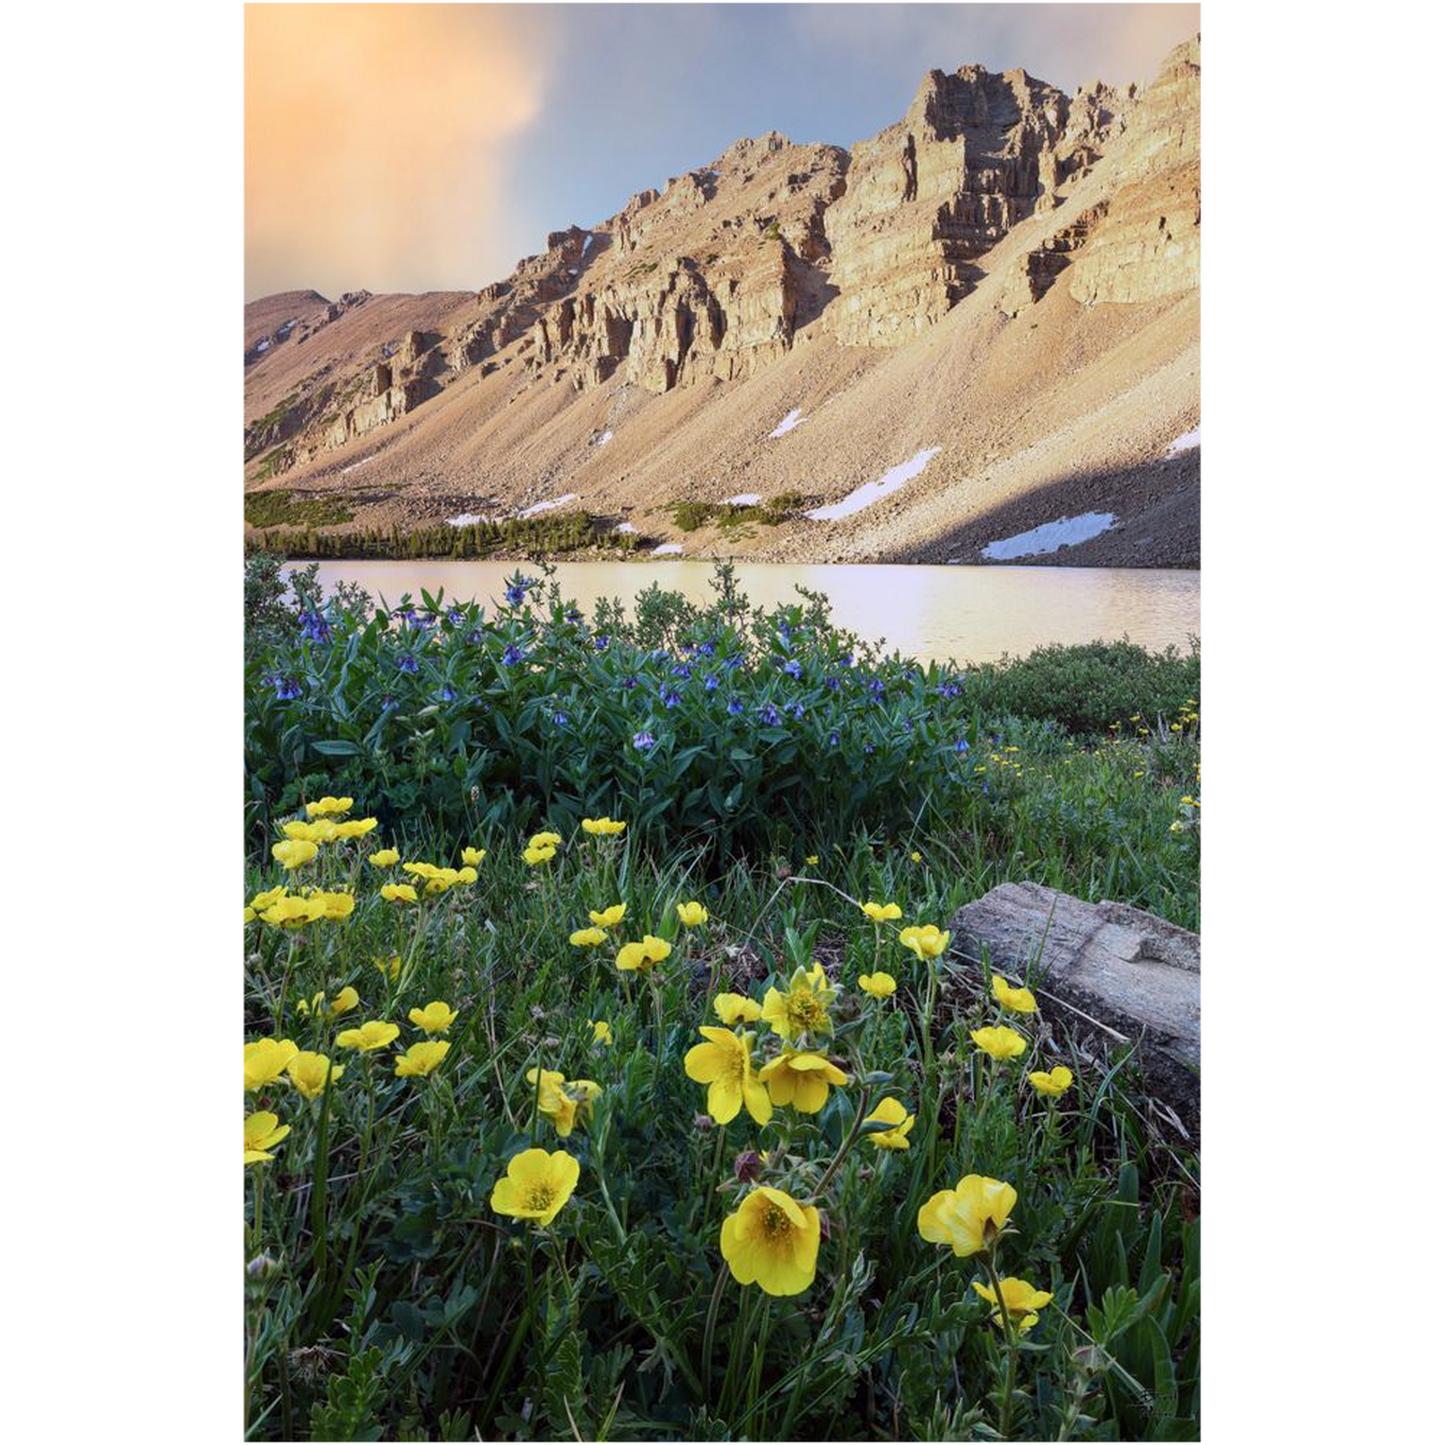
[305,796,353,817]
[760,963,836,1043]
[857,972,897,1000]
[335,1020,401,1052]
[461,846,486,866]
[330,987,360,1016]
[395,1040,451,1078]
[244,1037,298,1092]
[408,1001,458,1034]
[720,1186,821,1296]
[570,926,607,947]
[713,992,763,1026]
[972,1277,1053,1333]
[861,901,902,922]
[283,819,336,843]
[758,1050,849,1114]
[334,817,379,839]
[616,935,672,973]
[589,1019,613,1046]
[863,1096,915,1150]
[380,883,418,905]
[972,1025,1028,1061]
[917,1174,1017,1257]
[490,1148,580,1226]
[312,890,356,921]
[910,850,923,863]
[272,839,319,870]
[684,1027,772,1125]
[804,854,820,866]
[522,843,556,865]
[898,924,950,960]
[588,904,627,929]
[375,954,402,982]
[527,1071,602,1137]
[529,831,563,848]
[1028,1065,1073,1098]
[991,976,1038,1014]
[244,1111,290,1165]
[261,894,327,927]
[676,900,709,927]
[581,817,626,835]
[368,848,400,868]
[287,1051,344,1100]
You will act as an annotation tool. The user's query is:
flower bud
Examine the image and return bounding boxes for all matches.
[733,1149,763,1183]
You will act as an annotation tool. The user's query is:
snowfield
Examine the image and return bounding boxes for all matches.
[982,512,1116,560]
[727,493,761,506]
[769,409,804,438]
[652,542,683,555]
[806,448,941,522]
[1165,426,1201,456]
[517,494,579,519]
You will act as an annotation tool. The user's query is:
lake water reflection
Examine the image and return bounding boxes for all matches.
[298,560,1200,666]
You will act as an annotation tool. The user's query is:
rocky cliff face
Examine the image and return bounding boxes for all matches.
[1068,38,1200,305]
[244,34,1201,540]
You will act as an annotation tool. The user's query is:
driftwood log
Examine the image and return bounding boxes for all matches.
[949,882,1200,1138]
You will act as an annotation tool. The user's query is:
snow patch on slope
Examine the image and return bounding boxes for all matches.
[1165,426,1201,456]
[769,409,804,438]
[806,448,941,522]
[517,493,579,519]
[982,512,1116,560]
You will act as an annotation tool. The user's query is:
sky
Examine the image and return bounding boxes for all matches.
[245,3,1200,301]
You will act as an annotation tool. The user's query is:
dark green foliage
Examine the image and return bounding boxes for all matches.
[246,489,356,529]
[244,513,641,560]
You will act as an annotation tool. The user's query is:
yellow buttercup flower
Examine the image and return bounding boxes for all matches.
[287,1051,344,1100]
[758,1050,849,1114]
[462,846,486,866]
[395,1040,451,1078]
[529,831,563,848]
[380,883,418,905]
[334,817,379,839]
[522,843,557,866]
[917,1174,1018,1257]
[261,894,326,928]
[248,885,288,913]
[991,976,1038,1014]
[684,1027,772,1125]
[283,819,336,843]
[910,850,923,863]
[297,991,325,1019]
[972,1025,1028,1061]
[898,924,950,960]
[272,839,319,870]
[972,1277,1053,1333]
[408,1001,458,1034]
[760,963,836,1044]
[375,954,402,982]
[312,890,356,921]
[857,972,897,1000]
[804,854,820,865]
[244,1111,290,1165]
[676,900,709,927]
[861,901,902,922]
[1028,1065,1074,1098]
[589,1019,613,1046]
[581,816,626,835]
[305,796,353,818]
[527,1070,602,1137]
[244,1037,298,1091]
[863,1096,915,1150]
[490,1148,580,1226]
[455,866,478,885]
[336,1020,400,1052]
[588,904,627,929]
[720,1185,821,1296]
[368,848,400,868]
[330,987,360,1016]
[616,935,672,973]
[713,992,763,1026]
[569,926,607,947]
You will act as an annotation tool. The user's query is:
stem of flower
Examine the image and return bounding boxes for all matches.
[982,1251,1018,1439]
[811,1070,872,1202]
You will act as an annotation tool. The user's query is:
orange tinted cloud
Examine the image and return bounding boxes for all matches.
[245,4,552,299]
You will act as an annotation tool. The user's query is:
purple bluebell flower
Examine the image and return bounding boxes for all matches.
[621,674,638,691]
[441,685,457,702]
[632,730,656,751]
[864,743,876,755]
[397,653,419,674]
[954,737,970,753]
[270,675,303,701]
[789,702,805,720]
[671,663,693,679]
[704,673,719,692]
[466,628,484,644]
[727,698,744,716]
[783,659,802,680]
[594,635,610,651]
[828,730,840,747]
[447,608,465,626]
[553,711,568,726]
[699,640,717,657]
[825,675,840,691]
[759,703,782,726]
[501,644,524,666]
[504,582,528,606]
[660,685,681,709]
[298,609,330,643]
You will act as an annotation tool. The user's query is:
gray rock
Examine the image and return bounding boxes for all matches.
[950,882,1199,1135]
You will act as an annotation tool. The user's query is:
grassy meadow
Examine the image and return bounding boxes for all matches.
[243,559,1201,1441]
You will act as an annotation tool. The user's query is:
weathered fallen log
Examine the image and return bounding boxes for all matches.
[949,882,1200,1137]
